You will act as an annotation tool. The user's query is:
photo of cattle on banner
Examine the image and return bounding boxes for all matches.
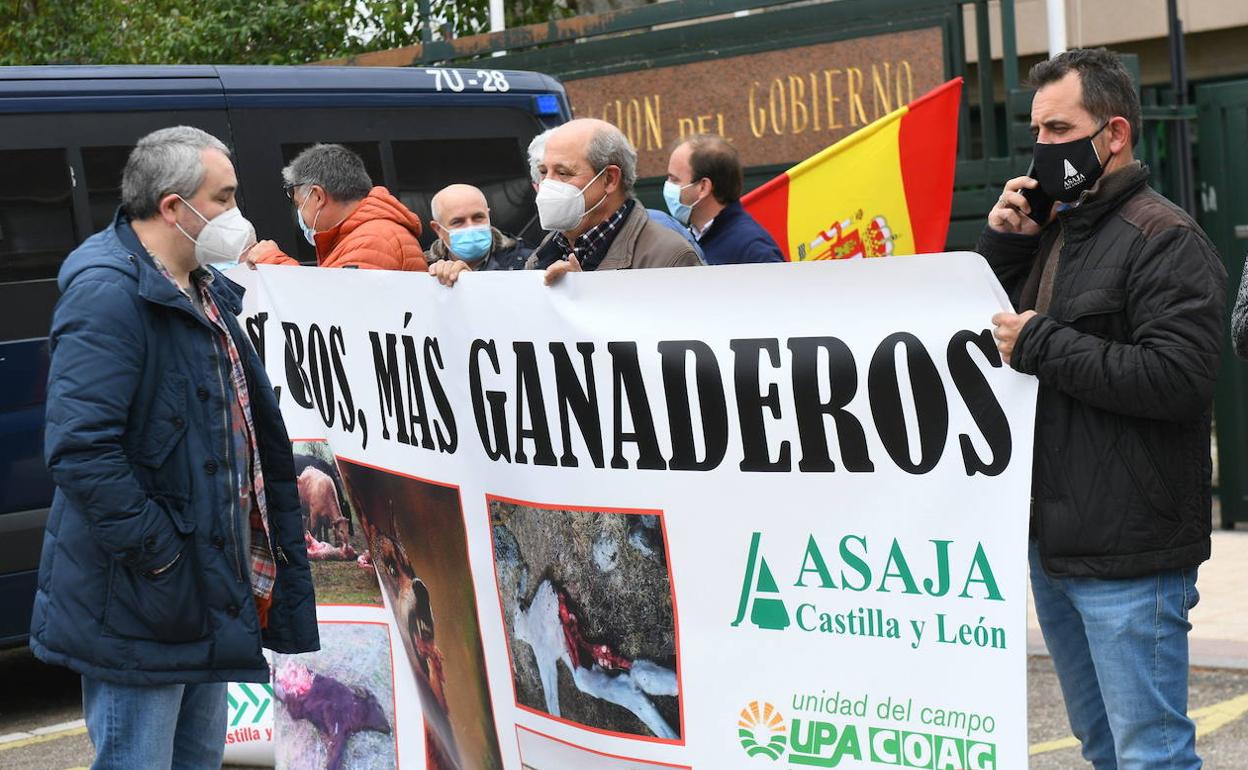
[337,462,505,770]
[291,442,383,606]
[489,498,682,742]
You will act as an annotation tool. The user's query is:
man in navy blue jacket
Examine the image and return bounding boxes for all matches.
[31,126,318,770]
[664,134,785,265]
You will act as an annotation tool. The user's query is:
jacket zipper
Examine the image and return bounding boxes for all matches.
[213,340,245,583]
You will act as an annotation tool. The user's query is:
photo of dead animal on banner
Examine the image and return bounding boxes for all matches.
[338,460,504,770]
[273,622,396,770]
[291,441,382,605]
[489,498,682,742]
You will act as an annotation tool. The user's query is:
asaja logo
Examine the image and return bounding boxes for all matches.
[738,701,787,760]
[730,532,1005,636]
[1062,158,1086,189]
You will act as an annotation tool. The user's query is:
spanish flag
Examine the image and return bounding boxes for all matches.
[743,78,962,261]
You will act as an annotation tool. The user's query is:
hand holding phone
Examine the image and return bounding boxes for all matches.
[1019,162,1055,227]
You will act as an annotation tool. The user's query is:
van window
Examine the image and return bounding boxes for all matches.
[82,145,133,232]
[392,138,535,245]
[280,141,385,190]
[0,149,77,283]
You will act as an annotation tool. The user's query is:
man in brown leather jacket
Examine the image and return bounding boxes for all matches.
[526,118,702,284]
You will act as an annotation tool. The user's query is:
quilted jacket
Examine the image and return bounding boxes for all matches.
[978,163,1226,579]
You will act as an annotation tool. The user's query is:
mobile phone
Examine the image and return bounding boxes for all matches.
[1019,161,1055,227]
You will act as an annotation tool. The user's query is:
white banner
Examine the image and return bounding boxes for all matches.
[235,254,1037,770]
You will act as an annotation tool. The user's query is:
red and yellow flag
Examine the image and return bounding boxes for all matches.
[743,78,962,261]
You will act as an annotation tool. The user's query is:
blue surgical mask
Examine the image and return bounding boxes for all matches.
[448,224,493,262]
[294,191,320,245]
[663,179,701,226]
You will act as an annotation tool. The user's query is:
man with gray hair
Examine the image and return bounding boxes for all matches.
[528,118,701,284]
[32,125,319,768]
[248,143,427,271]
[525,126,704,270]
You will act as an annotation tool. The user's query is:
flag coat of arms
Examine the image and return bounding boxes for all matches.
[743,78,963,261]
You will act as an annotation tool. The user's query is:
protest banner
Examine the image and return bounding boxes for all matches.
[233,253,1036,769]
[223,671,275,766]
[271,604,423,770]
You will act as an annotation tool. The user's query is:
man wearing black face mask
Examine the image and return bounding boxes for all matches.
[979,49,1225,770]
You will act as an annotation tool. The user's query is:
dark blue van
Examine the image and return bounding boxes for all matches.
[0,64,570,647]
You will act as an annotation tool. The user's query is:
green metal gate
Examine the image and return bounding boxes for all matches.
[1197,79,1248,528]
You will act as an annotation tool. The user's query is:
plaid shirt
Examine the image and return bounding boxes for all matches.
[550,199,634,271]
[154,261,277,603]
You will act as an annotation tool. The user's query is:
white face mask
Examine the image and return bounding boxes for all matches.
[175,196,257,267]
[535,167,608,232]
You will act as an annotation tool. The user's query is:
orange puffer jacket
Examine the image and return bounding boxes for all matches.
[259,187,428,271]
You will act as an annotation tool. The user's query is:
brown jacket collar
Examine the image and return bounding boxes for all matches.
[529,199,701,271]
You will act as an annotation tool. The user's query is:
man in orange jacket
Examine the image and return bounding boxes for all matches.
[248,144,427,271]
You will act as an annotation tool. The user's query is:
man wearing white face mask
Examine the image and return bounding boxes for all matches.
[526,118,701,284]
[33,126,319,770]
[426,183,532,286]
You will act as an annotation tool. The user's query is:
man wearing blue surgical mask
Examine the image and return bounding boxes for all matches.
[427,183,532,286]
[664,134,783,265]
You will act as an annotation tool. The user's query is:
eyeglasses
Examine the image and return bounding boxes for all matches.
[283,183,300,201]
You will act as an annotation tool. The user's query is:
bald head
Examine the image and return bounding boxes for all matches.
[429,183,492,248]
[431,183,489,227]
[536,118,638,237]
[541,118,638,194]
[546,118,612,154]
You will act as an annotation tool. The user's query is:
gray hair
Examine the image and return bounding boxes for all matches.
[527,129,551,186]
[282,144,373,202]
[586,123,637,194]
[122,126,229,220]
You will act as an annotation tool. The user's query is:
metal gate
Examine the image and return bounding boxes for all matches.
[1197,79,1248,527]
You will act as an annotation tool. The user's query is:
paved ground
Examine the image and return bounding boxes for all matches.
[4,529,1246,769]
[1027,657,1248,769]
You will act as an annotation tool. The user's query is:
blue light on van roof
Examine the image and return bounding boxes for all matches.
[534,94,561,116]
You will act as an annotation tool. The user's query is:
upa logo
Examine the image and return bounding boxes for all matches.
[738,701,787,761]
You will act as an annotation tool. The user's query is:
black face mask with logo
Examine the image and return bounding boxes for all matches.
[1030,122,1111,204]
